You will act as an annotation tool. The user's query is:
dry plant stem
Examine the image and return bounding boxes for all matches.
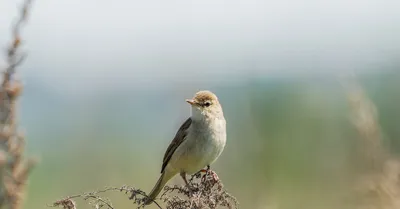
[51,171,238,209]
[342,79,400,209]
[160,171,238,209]
[0,0,36,209]
[52,186,162,209]
[345,81,386,170]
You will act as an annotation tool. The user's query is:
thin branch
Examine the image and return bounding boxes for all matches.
[51,186,162,209]
[51,171,238,209]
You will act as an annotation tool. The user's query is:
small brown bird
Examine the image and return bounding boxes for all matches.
[144,90,227,205]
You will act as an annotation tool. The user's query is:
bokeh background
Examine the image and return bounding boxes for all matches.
[1,0,400,208]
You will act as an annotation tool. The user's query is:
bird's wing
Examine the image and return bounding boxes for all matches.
[161,117,192,173]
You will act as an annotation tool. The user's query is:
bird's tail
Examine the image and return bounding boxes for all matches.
[144,171,174,205]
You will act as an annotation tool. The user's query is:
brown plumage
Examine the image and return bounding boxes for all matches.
[192,90,219,105]
[161,118,192,173]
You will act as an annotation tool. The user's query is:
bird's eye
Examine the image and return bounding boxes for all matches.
[204,101,211,107]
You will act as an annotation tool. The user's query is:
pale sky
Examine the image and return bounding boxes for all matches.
[0,0,399,94]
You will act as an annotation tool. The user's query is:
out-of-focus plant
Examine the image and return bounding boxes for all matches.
[0,0,36,209]
[344,79,400,209]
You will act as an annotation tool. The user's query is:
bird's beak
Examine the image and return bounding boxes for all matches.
[186,99,196,105]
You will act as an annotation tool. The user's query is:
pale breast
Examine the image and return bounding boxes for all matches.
[169,118,226,174]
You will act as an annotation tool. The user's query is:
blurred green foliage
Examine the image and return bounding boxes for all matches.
[22,72,400,209]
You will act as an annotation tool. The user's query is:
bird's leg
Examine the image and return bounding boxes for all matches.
[199,165,210,173]
[180,172,190,187]
[192,165,209,181]
[200,165,219,182]
[181,172,198,197]
[200,165,211,182]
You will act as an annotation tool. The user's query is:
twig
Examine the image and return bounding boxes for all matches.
[51,186,162,209]
[51,171,238,209]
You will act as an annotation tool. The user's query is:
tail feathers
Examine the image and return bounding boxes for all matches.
[144,171,174,205]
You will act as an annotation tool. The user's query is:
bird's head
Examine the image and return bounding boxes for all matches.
[186,90,223,121]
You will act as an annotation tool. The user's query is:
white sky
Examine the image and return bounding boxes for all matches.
[0,0,399,94]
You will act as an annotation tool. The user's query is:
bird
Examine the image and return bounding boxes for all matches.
[144,90,227,205]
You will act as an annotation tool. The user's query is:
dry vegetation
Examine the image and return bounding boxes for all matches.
[3,1,400,209]
[343,80,400,209]
[0,0,36,208]
[49,79,400,209]
[51,171,238,209]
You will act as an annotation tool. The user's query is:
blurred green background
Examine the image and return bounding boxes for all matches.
[20,72,400,209]
[1,0,399,208]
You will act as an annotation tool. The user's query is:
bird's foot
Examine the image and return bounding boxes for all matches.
[199,167,219,183]
[199,165,211,173]
[199,169,208,182]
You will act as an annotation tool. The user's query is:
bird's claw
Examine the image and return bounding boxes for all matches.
[200,168,219,183]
